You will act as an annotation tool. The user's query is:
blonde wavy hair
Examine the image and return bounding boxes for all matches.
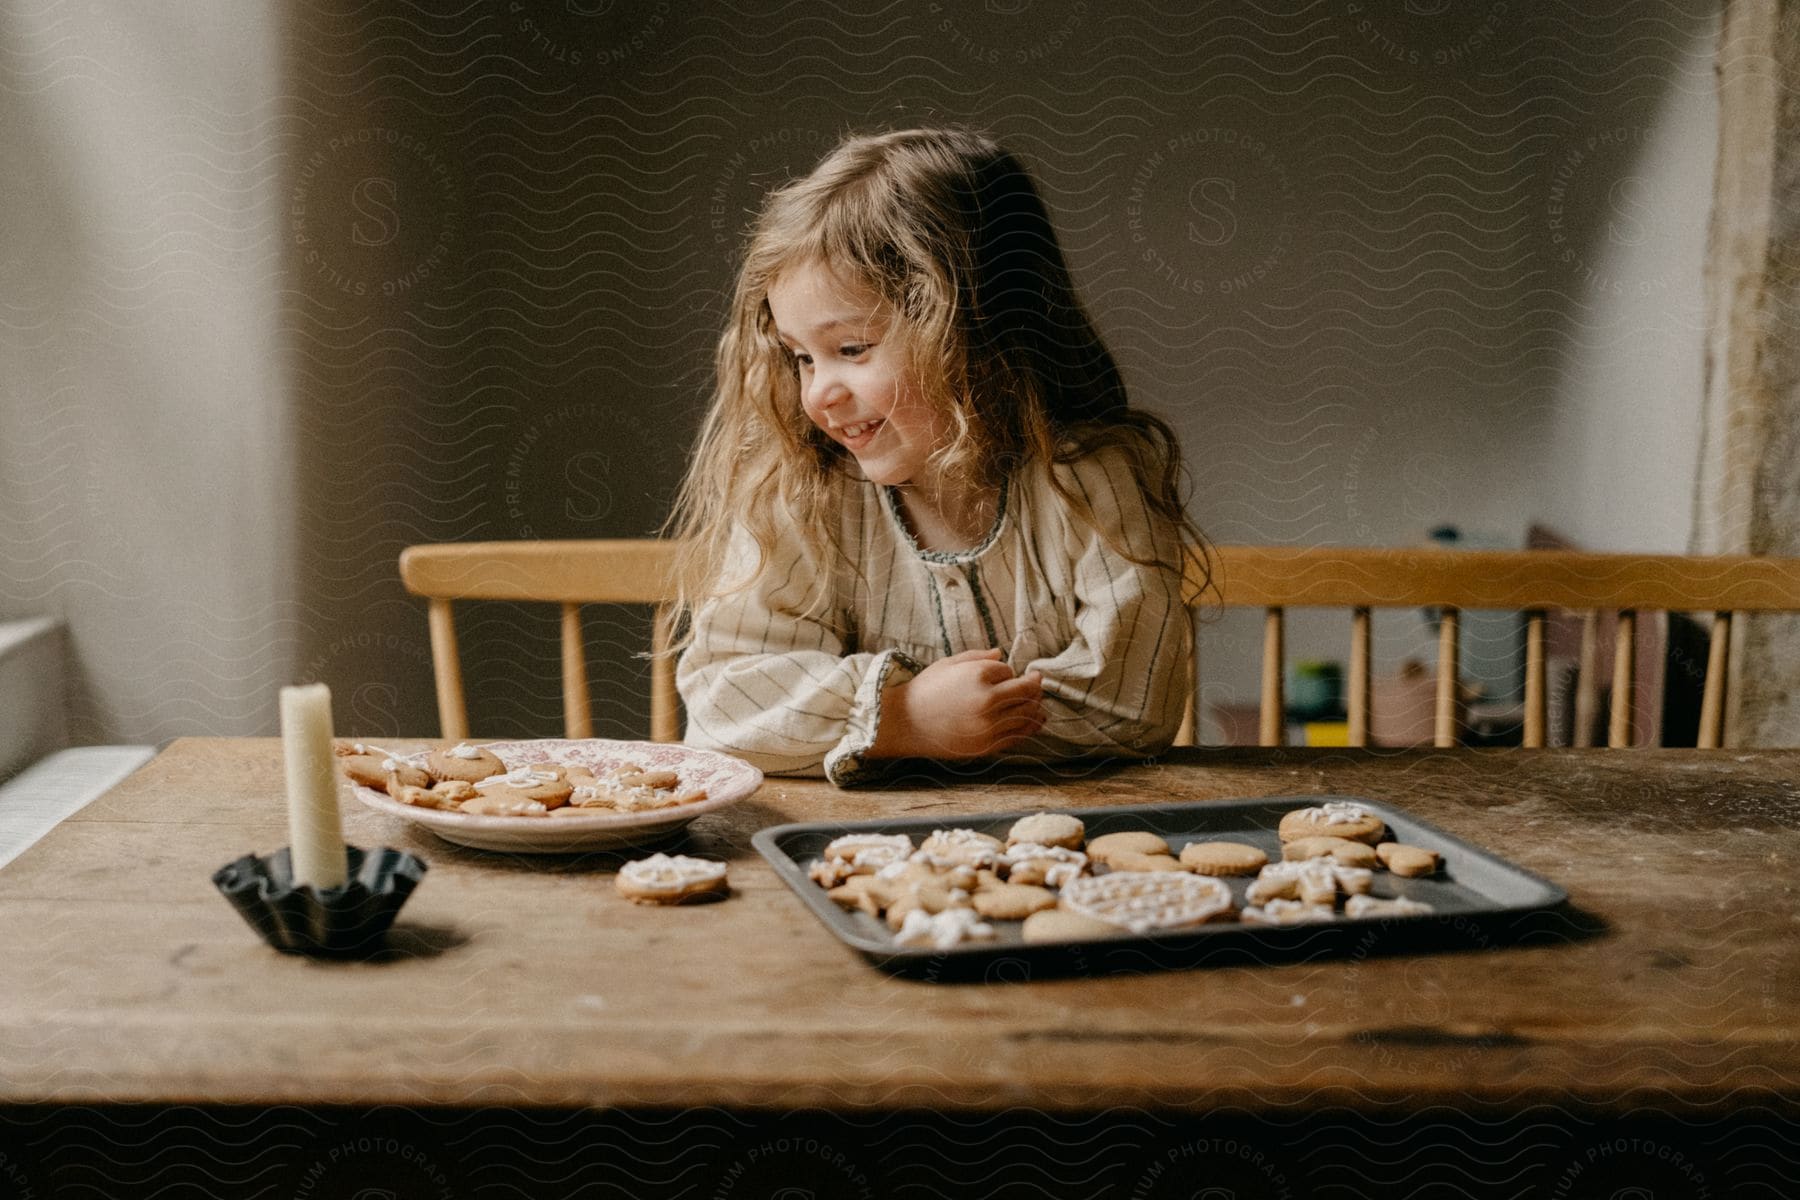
[663,127,1211,644]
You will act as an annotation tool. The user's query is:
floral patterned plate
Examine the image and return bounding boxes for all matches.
[350,738,762,853]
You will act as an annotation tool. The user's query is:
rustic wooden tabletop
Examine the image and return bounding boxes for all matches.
[2,738,1795,1115]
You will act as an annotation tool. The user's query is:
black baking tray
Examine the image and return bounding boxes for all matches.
[752,795,1570,979]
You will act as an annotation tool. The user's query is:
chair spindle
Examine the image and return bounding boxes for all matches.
[427,598,470,740]
[1260,607,1284,747]
[1523,610,1546,748]
[651,604,680,743]
[1349,607,1371,747]
[1435,608,1460,747]
[1610,609,1636,747]
[560,603,593,739]
[1574,611,1600,747]
[1699,610,1731,749]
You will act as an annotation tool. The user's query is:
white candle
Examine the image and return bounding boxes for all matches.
[280,683,348,890]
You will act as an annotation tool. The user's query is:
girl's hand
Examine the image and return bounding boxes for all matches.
[875,648,1046,761]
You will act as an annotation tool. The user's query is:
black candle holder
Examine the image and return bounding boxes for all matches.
[212,844,427,956]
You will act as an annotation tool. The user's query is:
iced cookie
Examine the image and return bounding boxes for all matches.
[1003,843,1088,888]
[916,828,1006,870]
[1246,860,1372,908]
[1375,842,1442,878]
[472,765,573,810]
[614,853,729,905]
[337,747,429,792]
[1345,894,1435,919]
[459,792,548,817]
[1005,812,1085,851]
[1282,836,1379,870]
[426,742,507,784]
[1059,871,1234,934]
[390,783,459,810]
[1243,899,1340,926]
[894,906,995,950]
[1178,841,1269,876]
[1277,802,1386,846]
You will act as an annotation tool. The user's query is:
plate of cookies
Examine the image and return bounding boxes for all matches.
[754,795,1566,975]
[340,738,762,852]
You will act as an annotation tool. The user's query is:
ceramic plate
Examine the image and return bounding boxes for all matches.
[351,738,762,853]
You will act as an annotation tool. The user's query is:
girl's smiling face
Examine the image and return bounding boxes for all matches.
[766,261,955,492]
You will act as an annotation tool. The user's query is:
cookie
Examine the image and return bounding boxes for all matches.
[1277,802,1386,845]
[1059,871,1234,933]
[390,784,459,810]
[1242,899,1340,926]
[426,742,507,784]
[472,765,573,809]
[1005,812,1085,851]
[430,779,478,805]
[1104,851,1186,873]
[1345,894,1435,919]
[917,828,1006,870]
[459,791,548,817]
[1003,843,1088,888]
[336,744,426,791]
[885,871,977,930]
[825,874,892,917]
[614,853,729,905]
[971,882,1059,921]
[1375,842,1442,878]
[1246,861,1373,907]
[1020,908,1124,944]
[616,768,680,791]
[1282,836,1379,870]
[1087,831,1170,866]
[893,906,995,950]
[1178,841,1269,876]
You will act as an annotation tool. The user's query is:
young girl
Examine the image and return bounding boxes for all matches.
[668,127,1208,785]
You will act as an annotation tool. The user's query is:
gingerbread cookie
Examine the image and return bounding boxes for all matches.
[893,906,995,950]
[426,742,506,784]
[1003,843,1088,888]
[1178,841,1269,876]
[459,792,548,817]
[916,828,1006,870]
[1345,894,1435,919]
[1282,836,1379,870]
[1242,899,1340,926]
[1086,831,1170,867]
[1375,842,1442,878]
[1246,860,1373,908]
[1277,802,1386,845]
[1059,871,1234,933]
[472,765,573,810]
[614,853,729,905]
[338,746,429,792]
[390,783,459,810]
[809,833,915,887]
[1005,812,1085,851]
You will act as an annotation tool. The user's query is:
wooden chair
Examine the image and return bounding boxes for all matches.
[399,540,682,742]
[403,539,1800,750]
[1197,545,1800,749]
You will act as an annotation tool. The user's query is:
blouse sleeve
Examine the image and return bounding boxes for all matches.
[676,526,921,786]
[1018,447,1191,759]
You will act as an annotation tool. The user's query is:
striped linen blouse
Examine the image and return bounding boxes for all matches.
[676,445,1192,786]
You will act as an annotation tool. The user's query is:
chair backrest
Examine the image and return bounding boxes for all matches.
[1205,545,1800,749]
[399,540,680,742]
[401,539,1800,750]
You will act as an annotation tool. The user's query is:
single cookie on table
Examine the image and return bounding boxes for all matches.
[1086,831,1170,867]
[971,881,1059,921]
[1059,871,1235,933]
[1020,908,1124,944]
[916,828,1006,870]
[1178,841,1269,876]
[425,742,507,784]
[1375,842,1442,877]
[1282,836,1379,870]
[1005,812,1085,851]
[1104,851,1187,874]
[1277,801,1386,846]
[1003,843,1088,888]
[615,853,729,905]
[1345,894,1435,919]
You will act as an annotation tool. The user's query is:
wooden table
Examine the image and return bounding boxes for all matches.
[2,739,1796,1196]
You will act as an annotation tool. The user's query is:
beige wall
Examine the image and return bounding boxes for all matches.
[0,0,1733,744]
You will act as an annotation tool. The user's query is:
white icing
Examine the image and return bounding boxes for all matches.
[448,742,484,759]
[474,767,561,790]
[1345,894,1434,919]
[618,853,727,893]
[1060,872,1233,934]
[893,906,994,950]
